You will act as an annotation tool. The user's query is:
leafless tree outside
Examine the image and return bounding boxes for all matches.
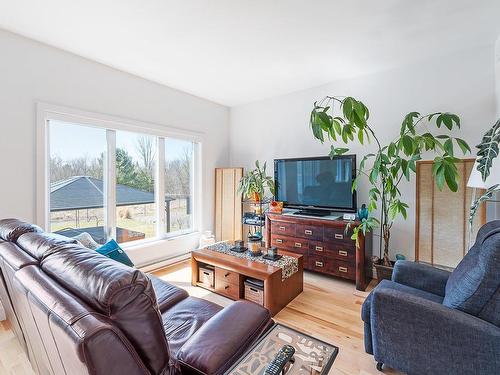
[135,136,156,176]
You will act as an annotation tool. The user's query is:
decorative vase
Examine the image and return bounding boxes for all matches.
[358,204,368,220]
[251,192,261,202]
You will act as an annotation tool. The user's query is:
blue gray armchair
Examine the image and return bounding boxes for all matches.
[362,220,500,375]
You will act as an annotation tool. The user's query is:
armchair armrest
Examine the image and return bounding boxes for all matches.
[392,260,450,296]
[371,281,500,375]
[177,300,273,375]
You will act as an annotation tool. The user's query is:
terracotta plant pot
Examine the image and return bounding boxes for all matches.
[374,261,395,281]
[251,192,261,202]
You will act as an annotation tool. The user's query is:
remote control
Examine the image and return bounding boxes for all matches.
[263,345,295,375]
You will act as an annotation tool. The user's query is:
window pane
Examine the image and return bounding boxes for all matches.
[49,121,107,244]
[115,131,157,243]
[165,139,194,233]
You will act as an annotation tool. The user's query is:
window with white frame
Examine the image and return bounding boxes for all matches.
[40,106,200,246]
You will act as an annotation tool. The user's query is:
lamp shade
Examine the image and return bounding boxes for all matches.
[467,159,500,189]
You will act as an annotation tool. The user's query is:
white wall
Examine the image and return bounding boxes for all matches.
[0,30,230,266]
[492,35,500,220]
[496,36,500,114]
[230,44,497,260]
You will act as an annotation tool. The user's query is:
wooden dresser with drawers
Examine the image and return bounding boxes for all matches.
[266,213,371,291]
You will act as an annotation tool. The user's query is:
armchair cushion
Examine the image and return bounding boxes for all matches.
[361,279,444,356]
[362,279,443,323]
[443,222,500,320]
[392,260,450,297]
[371,279,500,375]
[177,300,273,375]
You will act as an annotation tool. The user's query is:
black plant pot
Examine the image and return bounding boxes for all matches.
[374,261,395,281]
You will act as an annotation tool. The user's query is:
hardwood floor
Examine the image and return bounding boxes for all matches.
[151,261,400,375]
[0,320,34,374]
[0,260,400,374]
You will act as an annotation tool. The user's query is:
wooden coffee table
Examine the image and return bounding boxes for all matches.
[191,247,303,316]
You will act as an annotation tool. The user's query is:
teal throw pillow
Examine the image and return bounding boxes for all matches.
[96,239,134,267]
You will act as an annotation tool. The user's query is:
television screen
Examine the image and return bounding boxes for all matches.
[274,156,356,211]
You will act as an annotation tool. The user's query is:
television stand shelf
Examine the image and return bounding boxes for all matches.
[266,212,372,291]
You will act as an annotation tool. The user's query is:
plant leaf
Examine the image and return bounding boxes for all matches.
[455,138,471,154]
[475,119,500,181]
[443,138,454,156]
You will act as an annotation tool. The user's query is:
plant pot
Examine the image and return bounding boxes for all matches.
[251,192,261,202]
[374,261,395,281]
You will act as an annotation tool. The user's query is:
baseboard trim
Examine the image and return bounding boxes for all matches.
[138,253,191,273]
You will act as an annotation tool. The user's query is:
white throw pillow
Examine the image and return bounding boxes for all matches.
[73,232,100,250]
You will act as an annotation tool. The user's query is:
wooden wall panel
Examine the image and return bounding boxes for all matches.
[416,163,433,264]
[215,168,243,242]
[415,159,485,269]
[432,163,466,268]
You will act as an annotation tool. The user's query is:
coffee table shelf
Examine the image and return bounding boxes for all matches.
[191,247,304,316]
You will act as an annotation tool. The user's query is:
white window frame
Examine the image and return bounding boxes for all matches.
[36,102,203,246]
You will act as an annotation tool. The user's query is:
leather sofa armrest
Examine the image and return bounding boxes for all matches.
[392,260,450,297]
[177,300,273,375]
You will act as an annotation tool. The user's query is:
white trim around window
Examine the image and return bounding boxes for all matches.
[36,102,203,246]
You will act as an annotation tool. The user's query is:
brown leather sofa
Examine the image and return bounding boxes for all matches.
[0,219,273,374]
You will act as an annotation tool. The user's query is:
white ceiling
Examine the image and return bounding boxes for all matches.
[1,0,499,106]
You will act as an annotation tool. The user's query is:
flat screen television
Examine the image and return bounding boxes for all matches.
[274,155,357,215]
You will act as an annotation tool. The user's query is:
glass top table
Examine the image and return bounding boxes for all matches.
[226,324,338,375]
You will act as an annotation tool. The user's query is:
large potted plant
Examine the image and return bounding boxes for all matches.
[309,96,470,279]
[238,160,275,202]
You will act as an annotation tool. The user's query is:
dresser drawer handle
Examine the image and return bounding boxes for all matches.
[338,250,348,256]
[315,246,323,252]
[339,266,348,273]
[334,234,344,240]
[276,239,283,244]
[304,229,313,235]
[279,226,286,231]
[294,242,302,248]
[224,272,230,278]
[224,285,230,290]
[315,261,324,267]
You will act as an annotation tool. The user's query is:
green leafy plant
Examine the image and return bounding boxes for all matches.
[469,119,500,229]
[238,160,275,201]
[310,96,470,266]
[476,119,500,181]
[470,185,499,226]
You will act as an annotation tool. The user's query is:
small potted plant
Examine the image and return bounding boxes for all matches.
[238,160,275,202]
[309,96,470,279]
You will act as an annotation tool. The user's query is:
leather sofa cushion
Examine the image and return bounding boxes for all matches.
[0,219,42,242]
[177,300,273,375]
[0,240,37,270]
[40,243,170,374]
[14,266,149,375]
[443,221,500,321]
[162,296,222,356]
[17,232,78,261]
[149,275,189,312]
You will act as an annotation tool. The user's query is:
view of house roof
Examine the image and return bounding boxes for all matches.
[50,176,171,211]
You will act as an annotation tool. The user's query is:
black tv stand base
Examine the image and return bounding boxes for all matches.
[293,209,331,217]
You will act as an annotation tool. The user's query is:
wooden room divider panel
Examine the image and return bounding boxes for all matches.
[415,159,485,269]
[215,168,243,242]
